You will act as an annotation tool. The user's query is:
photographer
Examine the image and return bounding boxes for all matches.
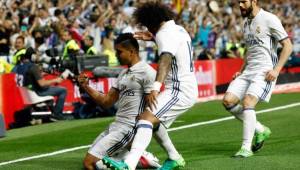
[12,47,68,120]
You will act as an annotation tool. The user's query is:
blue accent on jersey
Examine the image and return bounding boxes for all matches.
[261,82,272,100]
[137,124,153,129]
[106,128,135,156]
[187,41,194,72]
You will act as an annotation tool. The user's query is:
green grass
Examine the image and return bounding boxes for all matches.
[1,93,300,169]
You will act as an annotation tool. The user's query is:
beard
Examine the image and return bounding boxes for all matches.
[240,5,253,18]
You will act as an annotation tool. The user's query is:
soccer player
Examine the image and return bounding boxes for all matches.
[222,0,293,158]
[103,2,198,170]
[80,33,160,170]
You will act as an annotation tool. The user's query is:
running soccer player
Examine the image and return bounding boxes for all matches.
[80,33,160,170]
[103,2,198,170]
[223,0,293,158]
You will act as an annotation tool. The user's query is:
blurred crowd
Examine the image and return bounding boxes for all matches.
[0,0,300,74]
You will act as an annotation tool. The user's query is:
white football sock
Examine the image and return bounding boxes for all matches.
[242,109,256,151]
[229,104,265,133]
[154,124,180,160]
[125,120,153,170]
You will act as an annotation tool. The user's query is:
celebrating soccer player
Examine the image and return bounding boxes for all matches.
[223,0,293,158]
[102,2,198,170]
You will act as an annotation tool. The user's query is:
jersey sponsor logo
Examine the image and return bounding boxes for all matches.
[121,89,135,96]
[130,75,136,81]
[246,34,264,46]
[256,26,261,34]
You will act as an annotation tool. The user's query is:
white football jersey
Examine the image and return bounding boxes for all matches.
[243,9,288,73]
[112,61,156,126]
[155,20,198,101]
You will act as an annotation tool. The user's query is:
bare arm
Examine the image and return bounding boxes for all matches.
[77,74,119,108]
[146,53,172,110]
[274,38,293,72]
[265,38,293,81]
[155,52,173,83]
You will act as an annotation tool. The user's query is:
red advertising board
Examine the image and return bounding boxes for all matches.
[194,60,216,98]
[0,59,244,129]
[215,58,243,85]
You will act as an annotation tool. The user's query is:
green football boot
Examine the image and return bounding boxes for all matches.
[102,156,129,170]
[252,126,271,152]
[232,147,253,158]
[158,155,185,170]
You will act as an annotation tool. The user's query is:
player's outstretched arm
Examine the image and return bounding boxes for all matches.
[77,73,119,108]
[134,31,155,41]
[265,38,293,81]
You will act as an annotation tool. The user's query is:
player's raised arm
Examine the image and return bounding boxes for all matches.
[133,31,155,41]
[77,73,119,108]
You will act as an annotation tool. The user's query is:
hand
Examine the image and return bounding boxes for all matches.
[77,73,89,87]
[56,77,64,84]
[134,31,154,41]
[265,69,279,81]
[146,90,159,111]
[233,72,241,79]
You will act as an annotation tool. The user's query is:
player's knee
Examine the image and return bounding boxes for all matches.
[223,94,235,108]
[138,111,160,126]
[242,95,258,109]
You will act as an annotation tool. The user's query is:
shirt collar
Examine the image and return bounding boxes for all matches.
[128,61,143,72]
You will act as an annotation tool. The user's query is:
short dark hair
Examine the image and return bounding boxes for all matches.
[114,33,139,52]
[16,35,25,43]
[133,2,175,32]
[86,35,94,42]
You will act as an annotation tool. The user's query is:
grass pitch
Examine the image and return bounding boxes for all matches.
[1,93,300,170]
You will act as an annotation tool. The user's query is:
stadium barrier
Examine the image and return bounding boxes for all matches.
[2,59,300,129]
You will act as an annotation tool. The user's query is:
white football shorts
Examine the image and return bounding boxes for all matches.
[226,72,276,102]
[148,89,196,128]
[88,122,135,159]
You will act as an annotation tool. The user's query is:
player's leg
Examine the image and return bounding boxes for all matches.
[103,92,181,170]
[223,76,247,120]
[83,153,100,170]
[233,94,258,158]
[85,123,134,170]
[153,123,181,161]
[103,110,159,170]
[154,113,187,170]
[223,77,265,133]
[247,80,274,153]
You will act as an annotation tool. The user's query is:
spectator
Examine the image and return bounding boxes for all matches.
[102,26,119,66]
[12,36,26,65]
[60,29,80,60]
[83,35,98,55]
[0,19,12,56]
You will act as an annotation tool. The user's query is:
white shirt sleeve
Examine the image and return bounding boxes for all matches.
[155,31,180,56]
[143,66,156,94]
[268,14,288,41]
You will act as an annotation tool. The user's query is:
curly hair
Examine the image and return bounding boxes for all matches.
[133,1,175,33]
[114,33,139,52]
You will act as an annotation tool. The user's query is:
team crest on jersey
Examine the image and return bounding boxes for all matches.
[130,75,136,81]
[256,26,261,34]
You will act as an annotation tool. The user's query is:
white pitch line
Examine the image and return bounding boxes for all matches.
[1,102,300,166]
[168,102,300,132]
